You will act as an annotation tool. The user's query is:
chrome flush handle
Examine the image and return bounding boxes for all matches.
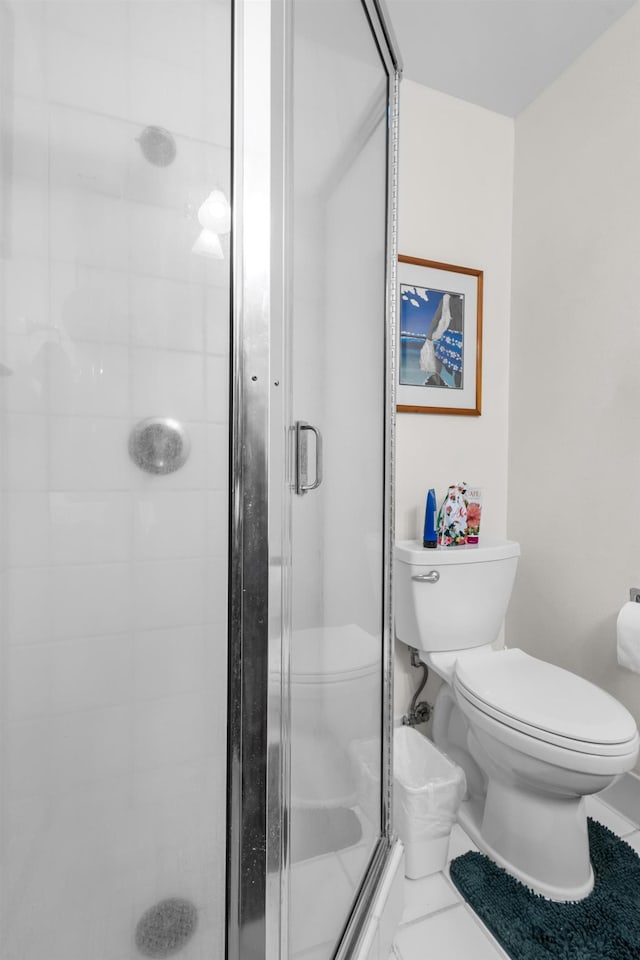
[411,571,440,584]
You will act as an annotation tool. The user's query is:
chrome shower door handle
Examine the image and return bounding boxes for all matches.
[294,421,323,495]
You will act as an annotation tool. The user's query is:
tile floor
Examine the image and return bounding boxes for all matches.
[389,793,640,960]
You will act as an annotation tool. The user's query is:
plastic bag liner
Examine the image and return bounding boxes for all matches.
[394,727,466,842]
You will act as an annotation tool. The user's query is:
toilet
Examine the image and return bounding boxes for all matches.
[394,537,640,901]
[290,624,380,807]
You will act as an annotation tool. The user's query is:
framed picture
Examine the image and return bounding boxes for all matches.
[397,255,483,415]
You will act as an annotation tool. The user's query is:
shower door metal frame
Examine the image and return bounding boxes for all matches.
[331,3,403,955]
[227,1,287,958]
[227,1,402,958]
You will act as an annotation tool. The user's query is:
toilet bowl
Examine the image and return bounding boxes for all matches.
[394,538,640,900]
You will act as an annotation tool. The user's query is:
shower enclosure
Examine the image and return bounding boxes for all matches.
[0,1,400,958]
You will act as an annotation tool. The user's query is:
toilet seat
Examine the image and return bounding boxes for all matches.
[456,690,640,776]
[454,648,639,756]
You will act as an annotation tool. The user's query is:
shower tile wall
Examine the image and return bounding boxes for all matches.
[1,3,230,958]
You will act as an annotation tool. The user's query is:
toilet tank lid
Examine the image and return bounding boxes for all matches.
[395,537,520,566]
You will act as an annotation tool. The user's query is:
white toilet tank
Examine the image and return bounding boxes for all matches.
[394,538,520,653]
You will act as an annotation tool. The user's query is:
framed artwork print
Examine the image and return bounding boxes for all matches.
[397,255,483,416]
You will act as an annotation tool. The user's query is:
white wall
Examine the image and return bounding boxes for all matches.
[395,81,514,720]
[508,3,640,763]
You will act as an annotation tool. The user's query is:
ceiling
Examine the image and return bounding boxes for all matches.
[383,0,636,116]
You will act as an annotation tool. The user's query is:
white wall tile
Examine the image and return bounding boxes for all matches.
[202,254,229,289]
[133,692,208,770]
[2,790,50,849]
[132,348,204,422]
[126,134,183,211]
[134,625,206,700]
[205,284,230,356]
[129,201,204,282]
[45,1,129,50]
[206,491,228,557]
[202,2,232,148]
[130,276,204,352]
[5,718,52,796]
[7,492,51,566]
[1,10,233,928]
[50,188,129,270]
[10,3,46,99]
[134,491,206,559]
[3,334,47,413]
[204,637,228,747]
[8,179,48,260]
[133,558,206,631]
[9,96,49,183]
[51,563,132,639]
[50,634,132,713]
[49,341,129,417]
[132,758,210,821]
[50,705,133,787]
[6,644,52,720]
[126,135,227,218]
[50,492,131,565]
[129,1,204,69]
[205,355,228,422]
[129,54,204,141]
[46,27,127,117]
[3,259,49,335]
[6,414,48,490]
[50,417,133,491]
[204,558,228,625]
[49,105,126,198]
[205,423,228,490]
[8,567,52,645]
[50,263,130,345]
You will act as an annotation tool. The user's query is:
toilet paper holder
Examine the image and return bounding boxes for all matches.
[630,588,640,603]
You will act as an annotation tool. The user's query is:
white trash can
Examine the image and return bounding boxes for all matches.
[394,726,466,879]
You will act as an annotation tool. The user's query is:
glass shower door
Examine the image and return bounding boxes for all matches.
[0,3,231,958]
[288,1,391,955]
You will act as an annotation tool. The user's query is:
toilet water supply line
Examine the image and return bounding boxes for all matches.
[402,647,432,726]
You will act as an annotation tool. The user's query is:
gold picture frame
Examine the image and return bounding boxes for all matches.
[397,255,483,416]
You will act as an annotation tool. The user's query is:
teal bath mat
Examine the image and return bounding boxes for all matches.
[449,818,640,960]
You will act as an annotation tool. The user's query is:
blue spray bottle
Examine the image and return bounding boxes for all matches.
[423,488,438,548]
